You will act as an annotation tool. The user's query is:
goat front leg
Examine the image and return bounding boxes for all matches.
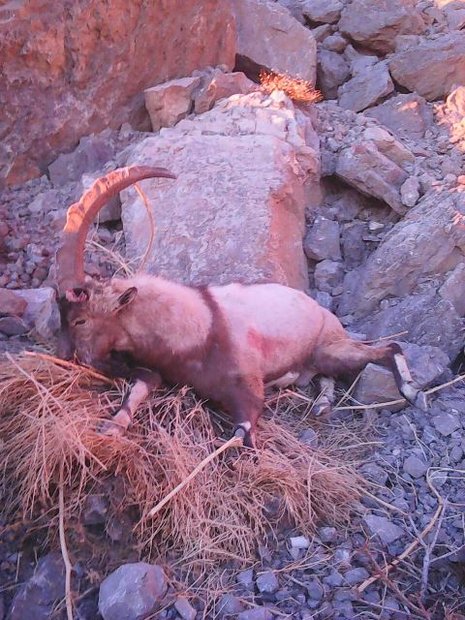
[100,369,162,437]
[312,376,335,417]
[389,344,428,411]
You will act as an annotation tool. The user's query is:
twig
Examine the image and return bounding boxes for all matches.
[148,436,243,518]
[357,469,446,593]
[420,497,447,602]
[59,464,74,620]
[363,489,408,516]
[425,373,465,395]
[24,351,113,384]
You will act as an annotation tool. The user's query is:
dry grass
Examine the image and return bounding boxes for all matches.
[259,70,323,104]
[0,353,363,579]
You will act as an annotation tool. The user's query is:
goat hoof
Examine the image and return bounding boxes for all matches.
[98,410,131,437]
[313,400,332,417]
[413,390,428,412]
[401,384,428,412]
[233,426,255,449]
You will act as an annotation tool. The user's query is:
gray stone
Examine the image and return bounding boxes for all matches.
[144,76,202,132]
[8,553,65,620]
[317,50,350,99]
[238,609,274,620]
[304,216,341,261]
[302,0,343,24]
[363,515,404,545]
[98,563,167,620]
[339,0,425,54]
[323,570,344,587]
[400,177,421,208]
[218,593,245,615]
[341,221,369,270]
[14,287,60,341]
[335,142,408,215]
[49,132,117,186]
[256,570,279,594]
[366,93,434,141]
[338,62,394,113]
[432,413,461,437]
[306,578,324,600]
[194,71,256,114]
[362,126,415,167]
[322,33,347,52]
[237,568,255,589]
[359,462,389,485]
[174,596,196,620]
[234,0,317,83]
[0,316,29,336]
[403,455,428,478]
[299,428,319,448]
[439,263,465,316]
[314,260,344,293]
[82,495,109,525]
[122,91,319,290]
[389,33,465,101]
[0,289,27,316]
[318,526,337,543]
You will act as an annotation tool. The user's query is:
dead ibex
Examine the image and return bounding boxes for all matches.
[55,166,428,447]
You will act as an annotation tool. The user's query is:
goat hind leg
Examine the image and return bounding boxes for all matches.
[227,377,264,449]
[389,345,428,411]
[313,376,335,417]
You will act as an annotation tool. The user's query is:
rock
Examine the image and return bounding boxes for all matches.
[174,596,196,620]
[335,142,408,214]
[302,0,343,24]
[400,177,421,208]
[322,33,348,52]
[2,0,235,187]
[338,190,465,323]
[323,570,344,587]
[237,569,255,590]
[217,593,245,615]
[49,132,117,186]
[341,221,370,270]
[436,86,465,145]
[0,289,27,316]
[14,287,60,340]
[389,33,465,101]
[432,413,461,437]
[339,0,425,54]
[98,563,167,620]
[314,260,344,293]
[362,126,415,167]
[439,264,465,316]
[343,567,369,586]
[122,91,319,289]
[304,216,341,261]
[299,427,319,448]
[445,4,465,30]
[363,515,404,545]
[233,0,317,83]
[338,61,394,113]
[8,553,65,620]
[256,571,279,594]
[317,50,350,99]
[238,609,274,620]
[194,71,256,114]
[144,76,202,132]
[366,93,434,141]
[403,455,428,478]
[28,189,63,215]
[319,526,337,543]
[0,316,29,336]
[306,578,324,600]
[290,536,310,549]
[82,495,109,525]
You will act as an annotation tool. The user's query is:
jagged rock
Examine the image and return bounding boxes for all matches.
[444,4,465,30]
[98,563,167,620]
[335,142,408,214]
[436,86,465,145]
[238,609,275,620]
[49,131,117,186]
[362,126,414,166]
[403,455,428,478]
[194,71,256,114]
[339,0,425,54]
[0,316,29,336]
[322,33,348,52]
[439,263,465,316]
[144,76,201,132]
[338,61,394,112]
[174,596,196,620]
[304,216,341,261]
[353,342,450,410]
[256,571,279,594]
[341,221,370,270]
[302,0,343,24]
[314,260,344,293]
[363,515,404,545]
[8,554,65,620]
[13,287,60,341]
[0,289,27,316]
[218,593,245,615]
[233,0,317,83]
[432,412,461,437]
[121,91,319,289]
[317,50,350,99]
[400,176,421,207]
[2,0,235,186]
[344,568,370,586]
[366,93,434,141]
[389,33,465,101]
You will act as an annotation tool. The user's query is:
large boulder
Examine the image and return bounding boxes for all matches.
[233,0,317,83]
[121,91,320,289]
[389,33,465,101]
[339,0,424,54]
[338,61,394,113]
[1,0,236,187]
[366,93,434,142]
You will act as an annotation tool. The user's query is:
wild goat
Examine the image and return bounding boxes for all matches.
[55,166,428,447]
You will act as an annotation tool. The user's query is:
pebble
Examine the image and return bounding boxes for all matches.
[256,571,279,594]
[363,515,404,545]
[403,455,429,478]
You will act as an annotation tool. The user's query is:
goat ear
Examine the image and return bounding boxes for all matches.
[114,287,138,312]
[65,287,89,303]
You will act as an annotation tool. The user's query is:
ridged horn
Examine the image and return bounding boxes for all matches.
[55,165,176,294]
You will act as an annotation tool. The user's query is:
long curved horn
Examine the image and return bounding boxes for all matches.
[55,165,176,295]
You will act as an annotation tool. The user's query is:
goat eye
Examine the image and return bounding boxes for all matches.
[72,318,86,327]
